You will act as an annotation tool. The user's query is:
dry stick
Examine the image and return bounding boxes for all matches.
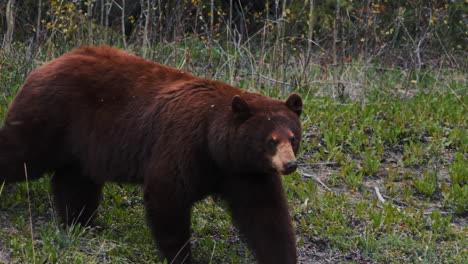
[0,181,5,196]
[208,0,214,77]
[332,0,339,65]
[306,0,315,60]
[309,162,338,166]
[300,167,454,216]
[373,186,386,203]
[149,0,157,58]
[208,240,217,264]
[298,169,332,192]
[169,239,191,264]
[3,0,16,53]
[332,0,340,98]
[121,0,127,48]
[158,0,162,44]
[227,0,233,84]
[88,0,93,45]
[249,71,294,87]
[193,0,200,37]
[381,194,409,207]
[305,0,315,80]
[271,1,279,85]
[173,0,182,67]
[142,0,151,58]
[100,0,104,35]
[446,83,467,110]
[104,0,110,44]
[273,2,285,89]
[24,163,36,263]
[36,0,42,41]
[280,0,287,90]
[373,185,452,215]
[258,1,268,89]
[434,31,458,68]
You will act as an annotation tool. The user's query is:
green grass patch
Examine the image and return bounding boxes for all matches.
[0,44,466,263]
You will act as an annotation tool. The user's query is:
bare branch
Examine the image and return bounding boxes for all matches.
[298,169,332,192]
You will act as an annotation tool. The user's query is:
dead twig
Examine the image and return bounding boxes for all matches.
[298,169,332,192]
[308,162,338,166]
[247,70,294,87]
[374,185,453,215]
[374,186,386,203]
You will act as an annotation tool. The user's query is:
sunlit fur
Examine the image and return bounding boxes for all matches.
[270,130,296,174]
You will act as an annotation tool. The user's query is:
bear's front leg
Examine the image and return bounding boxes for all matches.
[144,184,193,264]
[223,174,297,264]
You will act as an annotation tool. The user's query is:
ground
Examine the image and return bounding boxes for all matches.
[0,46,466,263]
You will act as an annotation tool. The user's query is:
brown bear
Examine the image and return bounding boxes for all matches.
[0,46,303,264]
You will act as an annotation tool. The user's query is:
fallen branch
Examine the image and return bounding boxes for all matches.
[374,186,386,203]
[298,169,332,192]
[382,194,409,207]
[309,162,338,166]
[373,185,453,215]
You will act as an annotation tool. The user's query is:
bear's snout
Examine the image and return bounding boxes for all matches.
[283,161,298,175]
[271,141,297,175]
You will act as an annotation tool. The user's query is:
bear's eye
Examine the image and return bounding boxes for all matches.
[268,138,279,147]
[290,136,297,144]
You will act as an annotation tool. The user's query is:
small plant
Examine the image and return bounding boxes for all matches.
[402,141,426,167]
[322,128,343,161]
[339,160,364,189]
[450,152,467,186]
[414,171,438,198]
[362,150,381,176]
[443,183,468,215]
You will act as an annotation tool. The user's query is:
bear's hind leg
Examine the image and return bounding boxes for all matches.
[52,165,103,226]
[144,187,193,264]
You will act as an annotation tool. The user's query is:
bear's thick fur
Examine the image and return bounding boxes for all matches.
[0,46,303,264]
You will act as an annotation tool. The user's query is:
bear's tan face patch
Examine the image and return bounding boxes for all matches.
[270,130,297,175]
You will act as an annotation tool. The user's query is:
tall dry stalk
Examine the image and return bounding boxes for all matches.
[36,0,42,41]
[272,0,287,88]
[271,0,280,83]
[142,0,151,58]
[3,0,16,53]
[257,0,270,84]
[99,0,104,44]
[332,0,341,98]
[226,0,234,84]
[158,0,163,44]
[88,0,93,45]
[121,0,127,48]
[104,0,111,44]
[333,0,340,65]
[24,163,36,264]
[280,0,287,86]
[100,0,104,28]
[302,0,315,85]
[306,0,315,63]
[207,0,214,77]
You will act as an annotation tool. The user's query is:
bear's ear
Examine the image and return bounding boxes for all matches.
[286,93,303,117]
[232,95,251,120]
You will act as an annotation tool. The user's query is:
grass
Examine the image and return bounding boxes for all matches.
[0,42,467,263]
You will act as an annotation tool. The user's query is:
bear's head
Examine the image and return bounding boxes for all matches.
[228,93,303,176]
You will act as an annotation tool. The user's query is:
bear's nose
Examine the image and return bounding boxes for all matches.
[283,161,298,175]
